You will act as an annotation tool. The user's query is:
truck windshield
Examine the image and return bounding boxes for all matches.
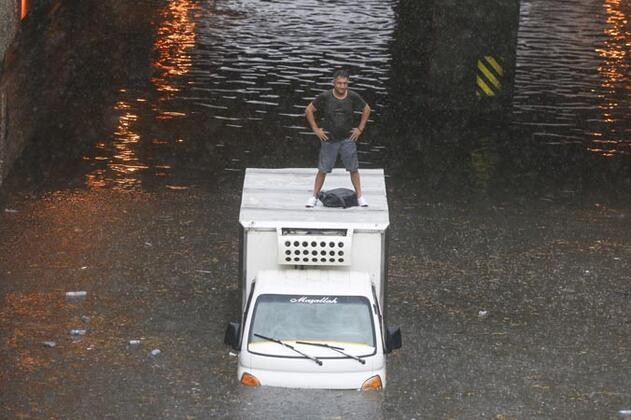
[248,294,375,355]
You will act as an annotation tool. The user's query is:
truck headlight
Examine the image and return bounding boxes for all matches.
[361,375,382,391]
[240,372,260,387]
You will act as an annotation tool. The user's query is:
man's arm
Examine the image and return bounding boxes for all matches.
[305,103,329,141]
[350,103,371,141]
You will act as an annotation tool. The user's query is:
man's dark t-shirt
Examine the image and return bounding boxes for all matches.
[313,90,367,142]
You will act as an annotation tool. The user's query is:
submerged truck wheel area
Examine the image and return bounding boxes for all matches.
[225,168,401,390]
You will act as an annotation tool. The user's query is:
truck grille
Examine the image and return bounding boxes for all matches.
[277,228,352,266]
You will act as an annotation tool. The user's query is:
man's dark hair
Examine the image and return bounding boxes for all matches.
[333,69,350,80]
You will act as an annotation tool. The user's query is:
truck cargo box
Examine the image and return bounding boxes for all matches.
[238,168,390,312]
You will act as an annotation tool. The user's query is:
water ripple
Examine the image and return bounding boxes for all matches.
[79,0,628,191]
[172,0,395,134]
[513,0,630,157]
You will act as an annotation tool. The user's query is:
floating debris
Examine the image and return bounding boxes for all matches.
[478,310,489,319]
[70,329,86,336]
[65,291,87,298]
[150,349,161,356]
[193,102,228,110]
[129,340,141,346]
[4,208,18,213]
[42,341,57,348]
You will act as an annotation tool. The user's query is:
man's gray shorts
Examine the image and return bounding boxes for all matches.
[318,138,359,173]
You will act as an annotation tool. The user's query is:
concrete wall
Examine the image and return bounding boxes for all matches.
[0,0,61,186]
[0,0,19,186]
[0,0,19,62]
[0,52,23,188]
[0,0,51,187]
[389,0,520,117]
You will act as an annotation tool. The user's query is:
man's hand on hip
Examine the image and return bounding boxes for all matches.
[314,127,329,141]
[349,127,363,141]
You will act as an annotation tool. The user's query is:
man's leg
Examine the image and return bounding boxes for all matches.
[306,171,326,207]
[351,170,368,206]
[340,139,367,206]
[350,170,362,197]
[307,141,338,207]
[313,171,327,197]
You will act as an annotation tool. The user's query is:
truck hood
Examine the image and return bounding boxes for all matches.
[254,270,374,296]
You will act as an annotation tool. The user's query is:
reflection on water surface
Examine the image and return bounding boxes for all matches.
[3,0,629,196]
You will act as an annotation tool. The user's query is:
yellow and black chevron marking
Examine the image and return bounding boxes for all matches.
[476,56,504,97]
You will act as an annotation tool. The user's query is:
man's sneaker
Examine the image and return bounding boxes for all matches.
[305,196,318,208]
[358,196,368,207]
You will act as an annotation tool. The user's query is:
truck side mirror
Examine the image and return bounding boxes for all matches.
[385,326,402,353]
[224,321,241,350]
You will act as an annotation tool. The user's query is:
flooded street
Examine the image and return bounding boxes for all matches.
[1,0,630,418]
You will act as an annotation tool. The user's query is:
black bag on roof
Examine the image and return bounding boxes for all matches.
[318,188,358,208]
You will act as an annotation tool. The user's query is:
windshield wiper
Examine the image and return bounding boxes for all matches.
[253,333,322,366]
[296,341,366,364]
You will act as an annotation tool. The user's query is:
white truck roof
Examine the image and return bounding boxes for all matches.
[239,168,389,231]
[254,270,374,297]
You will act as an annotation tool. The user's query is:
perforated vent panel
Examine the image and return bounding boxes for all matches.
[277,228,352,266]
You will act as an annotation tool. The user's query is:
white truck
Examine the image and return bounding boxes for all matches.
[224,168,401,390]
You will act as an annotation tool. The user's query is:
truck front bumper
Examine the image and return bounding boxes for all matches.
[237,364,386,390]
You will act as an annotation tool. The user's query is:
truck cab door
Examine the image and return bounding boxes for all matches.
[371,285,402,353]
[224,281,256,351]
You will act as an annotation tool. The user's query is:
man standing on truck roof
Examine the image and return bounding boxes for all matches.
[305,69,372,208]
